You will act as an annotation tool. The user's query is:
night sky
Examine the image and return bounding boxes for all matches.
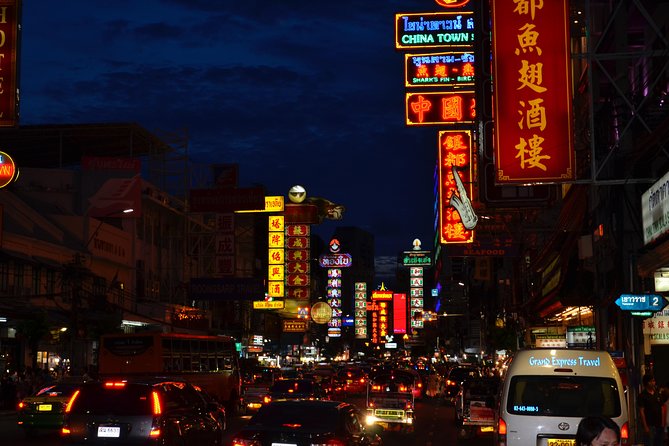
[19,0,445,279]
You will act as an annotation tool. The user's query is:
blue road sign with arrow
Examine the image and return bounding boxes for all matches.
[615,294,668,312]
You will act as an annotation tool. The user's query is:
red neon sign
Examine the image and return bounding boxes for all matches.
[491,0,574,183]
[405,91,476,125]
[439,130,475,244]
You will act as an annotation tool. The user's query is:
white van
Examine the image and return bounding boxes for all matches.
[496,348,629,446]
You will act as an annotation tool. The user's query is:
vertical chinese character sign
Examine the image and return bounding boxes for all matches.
[439,130,476,244]
[492,0,574,183]
[410,267,424,331]
[286,224,310,301]
[319,238,352,338]
[268,215,285,298]
[354,282,368,339]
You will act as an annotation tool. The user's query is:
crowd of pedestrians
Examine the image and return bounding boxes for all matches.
[0,367,60,410]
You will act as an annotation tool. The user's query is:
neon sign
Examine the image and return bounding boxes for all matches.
[0,151,17,188]
[395,12,475,50]
[406,91,476,126]
[405,51,475,88]
[439,130,475,244]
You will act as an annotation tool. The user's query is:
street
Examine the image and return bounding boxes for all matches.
[0,394,493,446]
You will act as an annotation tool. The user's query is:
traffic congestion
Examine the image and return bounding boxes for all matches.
[0,344,632,446]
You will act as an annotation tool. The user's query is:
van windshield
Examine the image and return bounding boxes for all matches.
[507,375,622,418]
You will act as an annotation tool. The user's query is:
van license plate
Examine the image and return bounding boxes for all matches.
[98,426,121,438]
[547,439,575,446]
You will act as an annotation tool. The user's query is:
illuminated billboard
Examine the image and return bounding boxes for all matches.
[438,129,476,244]
[405,91,476,126]
[491,0,574,183]
[405,51,475,88]
[395,11,475,50]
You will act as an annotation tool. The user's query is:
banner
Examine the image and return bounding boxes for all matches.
[492,0,574,183]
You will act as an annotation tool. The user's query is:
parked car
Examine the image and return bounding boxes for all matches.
[61,377,225,445]
[264,378,328,404]
[17,378,86,437]
[231,399,382,446]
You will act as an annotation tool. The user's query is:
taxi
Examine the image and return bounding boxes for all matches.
[17,380,84,436]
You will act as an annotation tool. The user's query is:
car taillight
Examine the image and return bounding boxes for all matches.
[231,437,261,446]
[310,438,346,446]
[104,381,127,388]
[621,421,629,445]
[61,426,71,436]
[64,390,80,413]
[152,391,162,415]
[263,395,271,404]
[498,416,507,445]
[17,401,26,410]
[417,382,422,388]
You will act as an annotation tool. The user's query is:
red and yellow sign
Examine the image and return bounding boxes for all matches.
[286,223,311,301]
[491,0,574,184]
[283,319,307,333]
[371,290,393,300]
[267,215,285,297]
[0,151,17,188]
[439,130,475,244]
[0,1,18,127]
[405,91,476,125]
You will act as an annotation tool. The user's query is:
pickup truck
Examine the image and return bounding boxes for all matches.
[365,371,415,433]
[455,377,499,440]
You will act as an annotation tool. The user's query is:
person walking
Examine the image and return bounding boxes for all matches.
[639,373,664,446]
[576,416,620,446]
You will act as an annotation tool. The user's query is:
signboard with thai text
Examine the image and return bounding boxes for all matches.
[395,11,475,50]
[283,319,307,333]
[491,0,574,184]
[405,91,476,125]
[405,51,475,88]
[253,300,285,309]
[642,170,669,245]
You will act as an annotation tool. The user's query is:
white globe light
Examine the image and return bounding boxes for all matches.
[288,185,307,203]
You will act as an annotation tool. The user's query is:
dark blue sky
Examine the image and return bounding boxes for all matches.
[19,0,441,276]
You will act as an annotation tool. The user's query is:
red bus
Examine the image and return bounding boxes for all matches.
[98,332,241,413]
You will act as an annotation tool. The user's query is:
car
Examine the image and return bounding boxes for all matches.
[264,378,328,404]
[61,377,225,445]
[17,379,85,437]
[193,384,227,431]
[241,366,280,414]
[335,367,368,395]
[231,399,382,446]
[444,365,481,402]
